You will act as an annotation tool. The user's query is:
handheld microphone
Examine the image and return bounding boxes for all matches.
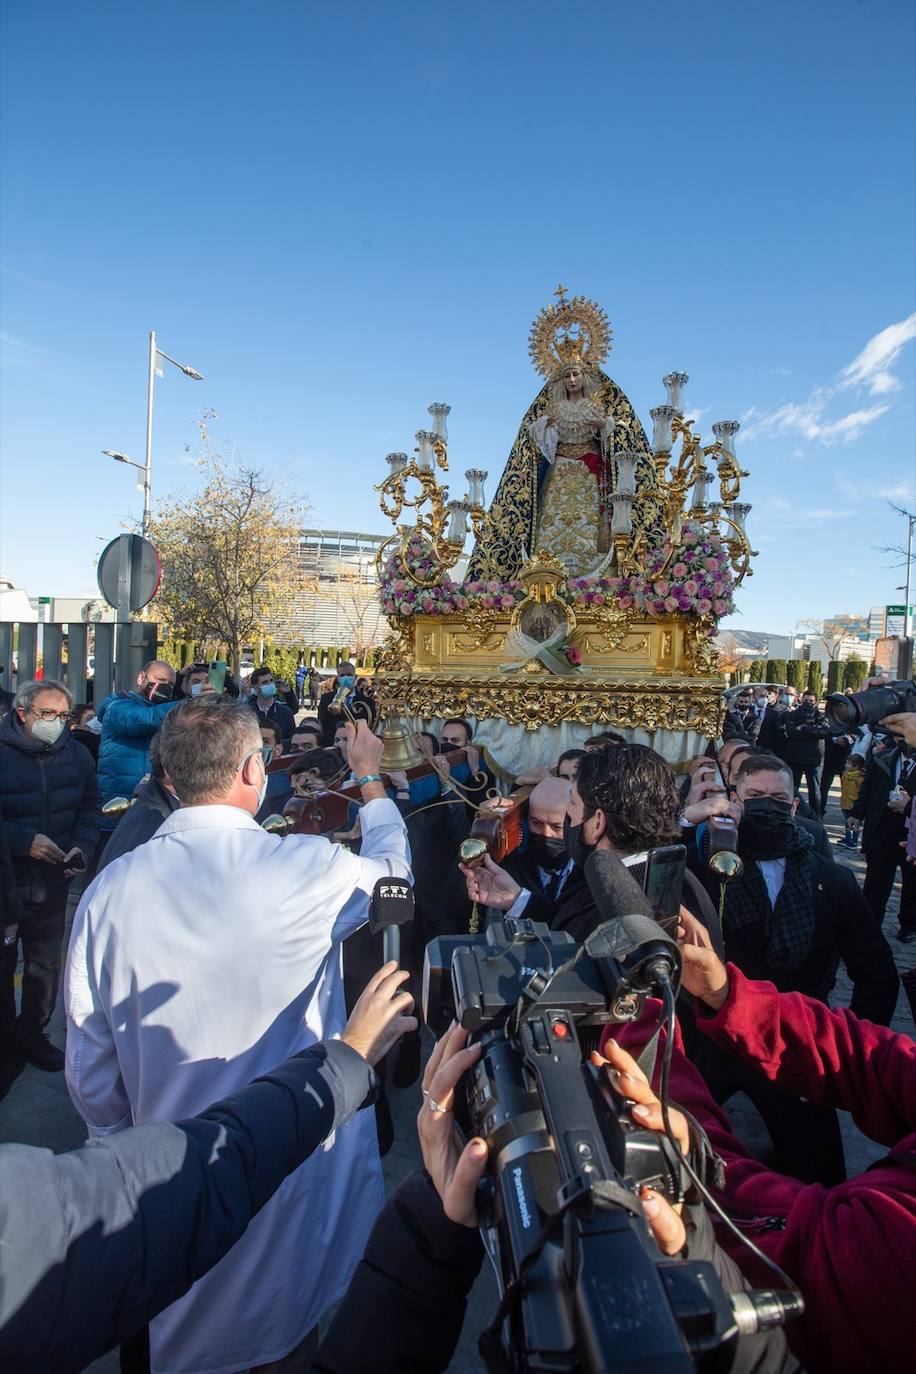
[368,877,415,966]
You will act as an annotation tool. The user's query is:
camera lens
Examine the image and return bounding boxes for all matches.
[825,693,859,729]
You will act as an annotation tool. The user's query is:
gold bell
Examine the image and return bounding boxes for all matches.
[101,796,135,819]
[708,850,744,882]
[458,836,489,867]
[378,717,423,772]
[261,813,293,835]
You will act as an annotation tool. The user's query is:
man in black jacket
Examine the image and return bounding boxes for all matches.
[96,732,179,873]
[0,964,414,1374]
[462,748,724,955]
[0,680,100,1070]
[784,689,830,815]
[247,666,297,744]
[692,751,899,1183]
[757,687,795,761]
[849,730,916,943]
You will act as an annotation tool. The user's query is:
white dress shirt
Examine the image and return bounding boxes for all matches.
[756,856,786,907]
[65,798,411,1374]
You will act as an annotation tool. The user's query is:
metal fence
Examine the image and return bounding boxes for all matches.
[0,620,159,701]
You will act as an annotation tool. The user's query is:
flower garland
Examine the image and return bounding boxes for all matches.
[378,523,735,623]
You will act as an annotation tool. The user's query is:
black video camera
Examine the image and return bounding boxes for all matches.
[825,678,916,734]
[423,912,794,1371]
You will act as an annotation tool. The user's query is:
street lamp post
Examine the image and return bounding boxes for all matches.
[103,330,203,537]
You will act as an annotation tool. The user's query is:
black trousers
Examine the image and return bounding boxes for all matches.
[0,888,68,1041]
[698,1041,846,1186]
[791,761,822,815]
[864,832,916,931]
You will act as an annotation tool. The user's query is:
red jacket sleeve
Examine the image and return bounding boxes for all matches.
[696,965,916,1147]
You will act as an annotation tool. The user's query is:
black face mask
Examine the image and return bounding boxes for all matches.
[527,833,569,872]
[144,682,173,705]
[563,813,596,869]
[739,796,795,859]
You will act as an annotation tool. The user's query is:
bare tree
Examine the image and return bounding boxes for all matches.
[334,570,384,664]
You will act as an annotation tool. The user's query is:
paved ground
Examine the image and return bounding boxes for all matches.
[1,780,913,1372]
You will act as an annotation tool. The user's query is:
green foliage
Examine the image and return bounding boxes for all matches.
[843,657,869,691]
[827,660,843,695]
[764,659,778,682]
[748,659,765,683]
[769,659,787,684]
[785,659,806,691]
[159,637,198,670]
[807,661,824,698]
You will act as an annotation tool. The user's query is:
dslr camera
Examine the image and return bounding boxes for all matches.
[826,678,916,734]
[424,909,797,1372]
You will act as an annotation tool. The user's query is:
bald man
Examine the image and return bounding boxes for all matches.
[461,777,589,928]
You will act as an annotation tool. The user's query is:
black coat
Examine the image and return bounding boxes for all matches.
[247,695,296,744]
[784,704,830,767]
[693,847,898,1025]
[0,712,101,901]
[317,688,377,745]
[851,738,916,853]
[0,1039,376,1374]
[0,817,24,929]
[96,775,180,873]
[757,705,791,759]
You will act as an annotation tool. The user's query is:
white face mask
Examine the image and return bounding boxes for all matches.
[239,748,268,811]
[86,716,103,734]
[32,717,65,745]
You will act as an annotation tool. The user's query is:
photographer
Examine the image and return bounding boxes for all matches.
[0,965,415,1374]
[783,690,830,816]
[849,724,916,943]
[315,1025,798,1374]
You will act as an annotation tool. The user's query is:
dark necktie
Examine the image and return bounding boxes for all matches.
[544,870,563,902]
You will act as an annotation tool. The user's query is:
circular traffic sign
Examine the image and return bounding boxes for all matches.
[97,534,162,612]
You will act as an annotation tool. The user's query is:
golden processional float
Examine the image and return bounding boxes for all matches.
[372,287,756,778]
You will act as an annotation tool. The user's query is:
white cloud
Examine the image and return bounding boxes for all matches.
[741,314,914,447]
[840,313,916,396]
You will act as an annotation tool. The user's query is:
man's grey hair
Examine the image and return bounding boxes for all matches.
[14,678,73,713]
[158,698,261,804]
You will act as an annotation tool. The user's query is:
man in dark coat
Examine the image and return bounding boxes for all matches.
[757,686,796,761]
[317,662,377,744]
[248,665,298,744]
[690,751,899,1184]
[0,679,101,1069]
[783,689,831,815]
[849,731,916,943]
[96,732,179,873]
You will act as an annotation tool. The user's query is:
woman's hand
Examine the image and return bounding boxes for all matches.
[342,961,418,1065]
[417,1024,486,1227]
[592,1039,690,1255]
[677,909,731,1010]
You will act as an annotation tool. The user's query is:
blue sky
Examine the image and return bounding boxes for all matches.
[2,0,914,634]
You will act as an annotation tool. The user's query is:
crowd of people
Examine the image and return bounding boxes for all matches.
[0,661,913,1373]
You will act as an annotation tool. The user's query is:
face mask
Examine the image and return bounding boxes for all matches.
[144,681,173,704]
[258,682,277,698]
[778,694,790,705]
[261,746,274,765]
[563,813,596,869]
[190,683,203,698]
[32,717,65,745]
[527,833,569,872]
[739,796,795,858]
[338,676,356,689]
[86,715,102,734]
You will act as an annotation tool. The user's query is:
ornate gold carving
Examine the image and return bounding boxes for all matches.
[421,632,434,655]
[529,288,612,378]
[398,672,724,737]
[682,616,721,677]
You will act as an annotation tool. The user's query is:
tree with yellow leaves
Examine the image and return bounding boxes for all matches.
[150,418,307,673]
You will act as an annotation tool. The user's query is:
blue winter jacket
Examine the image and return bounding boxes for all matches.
[96,691,177,811]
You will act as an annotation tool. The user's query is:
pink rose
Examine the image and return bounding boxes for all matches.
[672,562,688,579]
[619,594,634,609]
[653,579,670,596]
[713,599,728,616]
[684,579,699,596]
[592,592,605,605]
[704,557,720,572]
[682,531,698,546]
[664,596,679,613]
[697,598,712,614]
[399,601,413,615]
[482,596,495,608]
[500,596,515,610]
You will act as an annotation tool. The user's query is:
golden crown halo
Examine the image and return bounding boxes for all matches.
[528,285,612,380]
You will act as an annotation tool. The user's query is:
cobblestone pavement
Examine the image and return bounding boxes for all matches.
[1,781,912,1372]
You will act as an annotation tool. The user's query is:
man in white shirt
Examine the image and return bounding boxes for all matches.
[65,699,410,1374]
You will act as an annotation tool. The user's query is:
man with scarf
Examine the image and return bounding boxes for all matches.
[691,751,899,1185]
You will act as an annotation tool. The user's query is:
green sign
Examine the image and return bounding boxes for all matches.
[886,604,914,616]
[38,596,51,604]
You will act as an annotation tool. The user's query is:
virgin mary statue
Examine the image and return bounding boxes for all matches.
[467,289,656,583]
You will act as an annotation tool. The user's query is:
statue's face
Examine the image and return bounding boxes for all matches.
[563,367,584,396]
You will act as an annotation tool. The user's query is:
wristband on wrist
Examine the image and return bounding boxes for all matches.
[357,774,382,787]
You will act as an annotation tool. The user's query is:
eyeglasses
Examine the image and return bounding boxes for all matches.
[29,708,70,722]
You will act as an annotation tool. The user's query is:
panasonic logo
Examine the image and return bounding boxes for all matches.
[512,1167,532,1229]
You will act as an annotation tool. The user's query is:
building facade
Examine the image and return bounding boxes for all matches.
[268,528,388,652]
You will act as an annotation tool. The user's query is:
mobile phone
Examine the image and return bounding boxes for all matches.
[643,844,686,936]
[208,660,228,695]
[62,850,87,873]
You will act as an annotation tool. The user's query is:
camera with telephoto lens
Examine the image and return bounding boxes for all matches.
[423,913,798,1372]
[825,679,916,734]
